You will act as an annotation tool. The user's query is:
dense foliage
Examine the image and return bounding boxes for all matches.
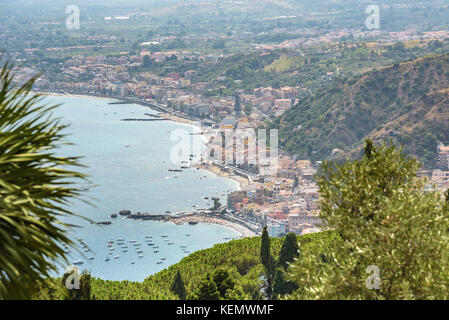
[36,231,338,300]
[287,141,449,299]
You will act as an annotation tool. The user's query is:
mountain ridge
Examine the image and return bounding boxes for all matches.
[273,53,449,168]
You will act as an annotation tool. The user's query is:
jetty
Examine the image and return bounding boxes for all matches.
[120,118,167,121]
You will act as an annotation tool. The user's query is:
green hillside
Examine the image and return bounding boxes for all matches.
[272,53,449,168]
[36,231,338,300]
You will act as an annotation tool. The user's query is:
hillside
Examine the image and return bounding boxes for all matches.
[36,231,338,300]
[273,53,449,168]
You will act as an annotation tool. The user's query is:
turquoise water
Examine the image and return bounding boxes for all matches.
[45,95,239,281]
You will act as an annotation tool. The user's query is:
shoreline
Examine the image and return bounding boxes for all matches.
[38,91,204,131]
[40,91,248,190]
[40,91,252,233]
[170,214,257,238]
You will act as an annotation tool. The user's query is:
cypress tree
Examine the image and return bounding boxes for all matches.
[170,270,187,300]
[273,233,300,297]
[276,233,300,269]
[260,227,271,269]
[79,270,91,300]
[260,226,274,299]
[364,139,376,159]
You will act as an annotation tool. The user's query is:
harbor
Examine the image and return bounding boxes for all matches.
[42,94,242,281]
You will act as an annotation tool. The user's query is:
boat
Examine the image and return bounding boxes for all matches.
[167,242,174,245]
[147,243,154,246]
[121,246,128,249]
[131,261,135,264]
[109,247,115,251]
[114,255,119,259]
[186,234,191,236]
[161,257,166,261]
[130,239,137,242]
[161,235,168,237]
[139,255,144,258]
[134,243,141,246]
[117,238,124,241]
[123,249,128,252]
[189,221,198,225]
[137,250,143,253]
[154,250,159,253]
[89,256,94,260]
[72,259,84,265]
[145,236,152,239]
[157,261,163,264]
[104,258,110,261]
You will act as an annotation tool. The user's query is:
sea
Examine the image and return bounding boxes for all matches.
[43,95,240,281]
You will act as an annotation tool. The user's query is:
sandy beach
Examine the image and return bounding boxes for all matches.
[171,214,257,238]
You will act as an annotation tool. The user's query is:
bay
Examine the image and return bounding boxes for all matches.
[43,95,240,281]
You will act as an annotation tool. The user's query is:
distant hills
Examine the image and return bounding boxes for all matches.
[273,53,449,168]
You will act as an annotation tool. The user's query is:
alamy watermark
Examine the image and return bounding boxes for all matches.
[66,5,80,30]
[64,265,80,290]
[365,265,380,290]
[170,127,279,175]
[365,5,380,30]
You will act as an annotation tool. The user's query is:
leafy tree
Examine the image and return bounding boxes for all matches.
[189,272,220,300]
[273,233,299,298]
[211,268,235,298]
[188,267,244,300]
[288,141,449,299]
[170,270,187,300]
[0,64,86,299]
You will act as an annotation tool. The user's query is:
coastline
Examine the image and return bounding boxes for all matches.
[40,91,254,236]
[39,91,249,190]
[170,214,257,238]
[38,91,203,130]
